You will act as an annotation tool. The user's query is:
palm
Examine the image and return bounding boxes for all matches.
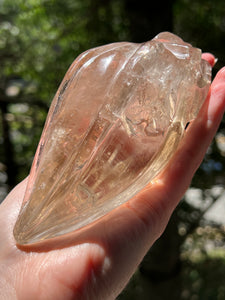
[0,54,225,300]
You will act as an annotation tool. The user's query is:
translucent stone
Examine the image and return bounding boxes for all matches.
[13,32,211,245]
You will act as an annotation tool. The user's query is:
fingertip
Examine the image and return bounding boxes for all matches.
[202,53,216,67]
[213,66,225,83]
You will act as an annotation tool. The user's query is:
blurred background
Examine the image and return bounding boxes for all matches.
[0,0,225,299]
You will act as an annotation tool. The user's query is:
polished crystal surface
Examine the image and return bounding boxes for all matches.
[13,32,211,245]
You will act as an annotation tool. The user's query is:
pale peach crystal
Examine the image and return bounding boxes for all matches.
[13,32,211,245]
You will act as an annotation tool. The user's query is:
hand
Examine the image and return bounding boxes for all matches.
[0,54,225,300]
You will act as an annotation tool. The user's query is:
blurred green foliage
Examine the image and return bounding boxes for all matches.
[0,0,225,299]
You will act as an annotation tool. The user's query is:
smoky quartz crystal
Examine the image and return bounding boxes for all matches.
[13,32,211,245]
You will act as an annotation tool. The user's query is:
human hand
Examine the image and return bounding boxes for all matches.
[0,54,224,300]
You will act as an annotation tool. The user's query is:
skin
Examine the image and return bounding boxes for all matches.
[0,54,225,300]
